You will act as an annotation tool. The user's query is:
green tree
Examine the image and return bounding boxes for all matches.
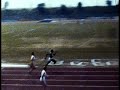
[77,2,82,9]
[106,0,112,6]
[37,3,46,15]
[59,5,69,17]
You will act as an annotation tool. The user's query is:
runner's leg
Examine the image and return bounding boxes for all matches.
[51,59,56,64]
[45,60,51,67]
[29,62,33,73]
[43,77,47,86]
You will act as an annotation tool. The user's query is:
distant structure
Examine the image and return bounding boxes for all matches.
[4,1,9,10]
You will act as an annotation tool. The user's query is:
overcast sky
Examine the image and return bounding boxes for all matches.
[1,0,119,9]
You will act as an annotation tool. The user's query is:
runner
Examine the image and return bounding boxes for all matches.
[40,66,48,86]
[29,52,36,74]
[44,49,57,67]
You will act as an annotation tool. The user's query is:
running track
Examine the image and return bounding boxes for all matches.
[1,67,119,90]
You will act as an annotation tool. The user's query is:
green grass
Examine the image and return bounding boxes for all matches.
[1,20,119,64]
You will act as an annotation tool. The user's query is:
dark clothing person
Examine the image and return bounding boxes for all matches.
[44,49,57,67]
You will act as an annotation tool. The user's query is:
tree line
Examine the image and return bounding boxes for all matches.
[2,1,119,21]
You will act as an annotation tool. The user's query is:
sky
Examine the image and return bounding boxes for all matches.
[1,0,119,9]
